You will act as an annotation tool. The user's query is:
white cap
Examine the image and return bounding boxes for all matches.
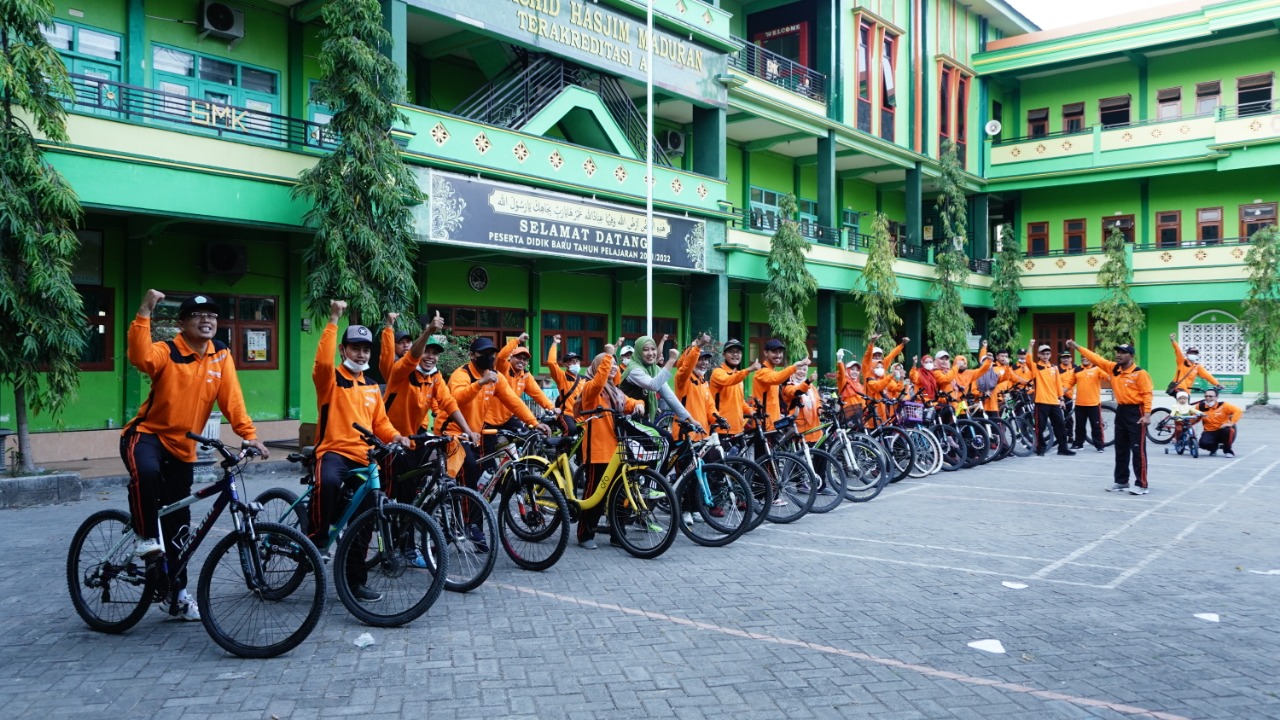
[1038,344,1052,352]
[1176,390,1189,399]
[935,350,950,359]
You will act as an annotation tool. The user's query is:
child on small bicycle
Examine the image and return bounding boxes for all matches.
[1170,391,1203,440]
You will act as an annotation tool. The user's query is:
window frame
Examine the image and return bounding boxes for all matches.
[1237,73,1274,117]
[1240,202,1277,239]
[426,304,527,348]
[1196,207,1223,245]
[621,316,679,358]
[1102,215,1136,244]
[1099,95,1131,129]
[77,286,116,372]
[154,291,280,371]
[1156,87,1182,120]
[150,43,281,136]
[1027,107,1048,138]
[1155,210,1182,248]
[748,186,784,233]
[541,310,607,363]
[1063,219,1086,254]
[1195,81,1221,116]
[1027,221,1049,256]
[1062,102,1085,133]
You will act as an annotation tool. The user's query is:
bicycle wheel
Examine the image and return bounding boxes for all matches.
[720,455,773,533]
[806,449,847,514]
[198,521,326,658]
[254,487,310,535]
[1147,408,1174,444]
[608,468,678,559]
[1098,405,1117,448]
[873,427,915,483]
[333,504,447,627]
[932,424,968,471]
[988,418,1015,461]
[1009,417,1036,457]
[1189,434,1199,458]
[835,436,883,501]
[425,485,497,593]
[764,452,818,524]
[497,469,570,571]
[67,509,154,634]
[678,463,751,547]
[905,428,940,479]
[956,420,990,468]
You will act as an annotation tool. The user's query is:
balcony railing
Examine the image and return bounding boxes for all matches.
[728,37,826,103]
[63,73,337,149]
[1024,235,1259,257]
[733,209,840,247]
[968,258,993,275]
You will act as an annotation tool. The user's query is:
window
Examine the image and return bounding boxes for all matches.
[1099,96,1131,128]
[542,311,606,362]
[1238,73,1273,117]
[1157,87,1181,120]
[937,63,970,166]
[41,21,124,116]
[427,305,526,348]
[1197,207,1223,244]
[151,45,280,137]
[1156,211,1181,248]
[749,186,783,233]
[880,33,897,142]
[1064,219,1086,254]
[1102,215,1135,244]
[991,100,1003,141]
[1241,202,1277,239]
[754,22,809,67]
[1195,81,1220,116]
[957,76,969,144]
[1027,108,1048,138]
[1027,222,1049,256]
[41,21,121,61]
[939,67,951,138]
[78,286,115,372]
[622,316,679,357]
[855,21,873,132]
[1063,102,1085,133]
[152,293,279,370]
[1179,314,1249,375]
[796,197,820,239]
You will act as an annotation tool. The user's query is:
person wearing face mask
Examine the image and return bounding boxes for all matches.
[490,332,558,450]
[313,300,410,602]
[1058,351,1077,401]
[1195,389,1241,457]
[909,355,940,401]
[861,333,908,381]
[1068,339,1153,494]
[1026,340,1075,456]
[378,312,415,384]
[865,360,899,423]
[950,342,991,404]
[710,338,760,435]
[782,366,824,447]
[1168,334,1223,395]
[833,349,865,421]
[674,334,715,441]
[1063,354,1107,451]
[621,334,697,428]
[546,334,585,418]
[575,346,644,548]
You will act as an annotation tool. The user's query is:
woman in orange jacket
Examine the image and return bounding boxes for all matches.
[575,347,643,548]
[781,367,823,443]
[673,335,715,441]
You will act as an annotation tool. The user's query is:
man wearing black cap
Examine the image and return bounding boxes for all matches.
[709,338,759,435]
[378,312,415,383]
[121,290,269,621]
[1025,340,1074,456]
[491,332,557,450]
[752,338,811,431]
[547,334,585,417]
[1068,339,1153,495]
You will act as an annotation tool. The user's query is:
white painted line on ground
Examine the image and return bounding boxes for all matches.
[1002,581,1029,589]
[1248,569,1280,575]
[1105,459,1280,589]
[1031,447,1265,580]
[495,583,1193,720]
[1194,613,1221,623]
[905,480,1217,505]
[968,639,1007,653]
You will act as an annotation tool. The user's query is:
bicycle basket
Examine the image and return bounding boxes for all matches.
[616,417,668,465]
[900,401,929,424]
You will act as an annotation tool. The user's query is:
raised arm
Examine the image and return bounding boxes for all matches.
[127,289,170,376]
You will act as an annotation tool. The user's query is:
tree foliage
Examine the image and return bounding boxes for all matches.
[1240,224,1280,404]
[764,193,818,360]
[988,223,1024,352]
[0,0,88,471]
[854,212,901,340]
[928,142,973,355]
[293,0,422,324]
[1091,225,1145,352]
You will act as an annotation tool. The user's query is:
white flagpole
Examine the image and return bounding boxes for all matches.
[645,0,654,339]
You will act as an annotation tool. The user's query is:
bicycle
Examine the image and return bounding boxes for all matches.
[660,418,753,547]
[254,424,448,627]
[479,424,573,572]
[813,399,892,502]
[725,404,818,524]
[68,432,326,658]
[1164,416,1200,457]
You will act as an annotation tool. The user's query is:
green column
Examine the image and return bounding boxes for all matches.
[529,269,543,373]
[905,162,923,249]
[817,130,837,230]
[692,106,726,179]
[973,193,990,260]
[121,232,145,420]
[689,274,728,342]
[286,234,305,420]
[817,290,836,375]
[817,0,840,122]
[380,0,408,80]
[287,18,306,152]
[901,300,925,363]
[126,0,146,87]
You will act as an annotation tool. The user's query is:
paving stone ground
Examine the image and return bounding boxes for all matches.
[3,416,1278,719]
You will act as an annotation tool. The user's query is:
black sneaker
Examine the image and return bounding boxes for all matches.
[467,525,490,553]
[1070,445,1084,450]
[1058,449,1077,456]
[351,584,383,603]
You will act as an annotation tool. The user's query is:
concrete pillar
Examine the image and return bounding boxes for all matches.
[901,300,925,363]
[817,131,837,231]
[126,0,145,87]
[692,106,726,180]
[381,0,409,81]
[689,274,729,343]
[973,193,990,260]
[905,162,923,250]
[817,290,837,374]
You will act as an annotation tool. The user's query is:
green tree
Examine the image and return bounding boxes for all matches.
[764,193,818,359]
[1091,225,1145,352]
[0,0,88,473]
[1240,224,1280,404]
[928,142,973,355]
[293,0,422,324]
[853,212,901,340]
[988,223,1024,352]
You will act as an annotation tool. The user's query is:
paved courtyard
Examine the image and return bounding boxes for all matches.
[2,415,1278,719]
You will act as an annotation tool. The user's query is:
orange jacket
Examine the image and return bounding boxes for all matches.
[124,316,258,463]
[546,343,585,417]
[489,338,554,425]
[710,363,752,434]
[750,360,799,430]
[837,362,864,408]
[436,361,538,437]
[933,365,959,399]
[1058,363,1077,399]
[950,357,994,401]
[1027,360,1065,405]
[383,350,459,436]
[782,381,823,442]
[673,345,713,441]
[1194,401,1242,432]
[313,323,398,465]
[1065,366,1105,407]
[862,341,904,381]
[378,326,398,384]
[1171,341,1221,391]
[1076,346,1153,413]
[578,355,641,465]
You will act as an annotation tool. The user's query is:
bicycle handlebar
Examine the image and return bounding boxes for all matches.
[185,431,260,465]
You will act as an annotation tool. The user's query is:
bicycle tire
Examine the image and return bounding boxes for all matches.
[931,424,968,471]
[198,521,326,658]
[873,427,915,483]
[608,468,679,559]
[333,504,448,627]
[424,485,498,593]
[806,449,847,514]
[1097,405,1117,448]
[67,509,154,634]
[764,452,818,524]
[1190,436,1199,458]
[719,455,773,533]
[254,487,310,535]
[1008,417,1036,457]
[497,469,570,571]
[956,420,990,468]
[905,428,939,478]
[677,463,752,547]
[1147,408,1174,444]
[836,436,886,500]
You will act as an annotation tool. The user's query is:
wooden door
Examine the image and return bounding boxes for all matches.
[1032,313,1075,356]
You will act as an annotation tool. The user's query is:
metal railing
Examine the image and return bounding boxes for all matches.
[1218,101,1278,121]
[995,101,1280,146]
[728,36,826,103]
[968,258,992,275]
[1023,246,1105,258]
[63,73,336,149]
[1137,235,1254,250]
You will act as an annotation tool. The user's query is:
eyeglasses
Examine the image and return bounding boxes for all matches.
[186,312,218,320]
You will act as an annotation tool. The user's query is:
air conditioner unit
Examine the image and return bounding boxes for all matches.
[202,242,248,279]
[660,129,685,156]
[198,1,245,43]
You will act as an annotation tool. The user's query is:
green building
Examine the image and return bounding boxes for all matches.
[8,0,1274,461]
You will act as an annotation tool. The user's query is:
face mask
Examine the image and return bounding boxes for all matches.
[342,358,369,374]
[955,363,967,372]
[923,362,935,371]
[567,363,581,374]
[1203,398,1216,407]
[417,363,438,376]
[873,367,885,377]
[893,370,904,380]
[1186,355,1199,363]
[473,354,494,371]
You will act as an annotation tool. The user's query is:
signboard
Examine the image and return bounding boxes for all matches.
[410,0,727,107]
[428,171,707,271]
[1196,376,1242,394]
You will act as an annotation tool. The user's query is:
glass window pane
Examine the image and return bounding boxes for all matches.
[159,81,189,115]
[154,47,194,76]
[42,23,73,51]
[199,57,236,86]
[589,337,603,357]
[455,308,477,327]
[567,337,583,356]
[242,67,277,95]
[501,311,524,329]
[586,315,604,332]
[78,29,121,60]
[543,312,561,330]
[478,309,500,328]
[566,314,583,331]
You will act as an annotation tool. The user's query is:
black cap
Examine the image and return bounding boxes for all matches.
[470,337,496,353]
[763,338,786,351]
[178,294,220,318]
[1059,351,1072,358]
[394,330,413,343]
[562,351,582,363]
[699,349,713,358]
[722,338,744,352]
[342,325,374,345]
[1115,343,1136,355]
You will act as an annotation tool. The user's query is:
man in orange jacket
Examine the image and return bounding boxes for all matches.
[709,338,759,435]
[378,312,414,383]
[674,334,715,441]
[492,332,557,450]
[546,333,584,417]
[1195,388,1242,457]
[1027,341,1075,456]
[1064,353,1107,451]
[122,290,269,621]
[751,338,811,431]
[1169,333,1223,394]
[1069,340,1154,494]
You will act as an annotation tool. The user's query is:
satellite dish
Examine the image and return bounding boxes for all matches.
[984,120,1003,136]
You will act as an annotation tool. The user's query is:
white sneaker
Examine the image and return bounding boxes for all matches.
[1105,484,1129,493]
[176,598,201,622]
[681,512,694,527]
[134,537,163,557]
[1128,486,1149,496]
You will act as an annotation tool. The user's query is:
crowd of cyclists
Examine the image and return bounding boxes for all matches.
[67,290,1246,657]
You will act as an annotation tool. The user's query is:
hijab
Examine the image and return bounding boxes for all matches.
[588,353,630,412]
[622,335,661,420]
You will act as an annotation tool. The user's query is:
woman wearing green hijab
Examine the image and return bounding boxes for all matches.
[621,335,698,429]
